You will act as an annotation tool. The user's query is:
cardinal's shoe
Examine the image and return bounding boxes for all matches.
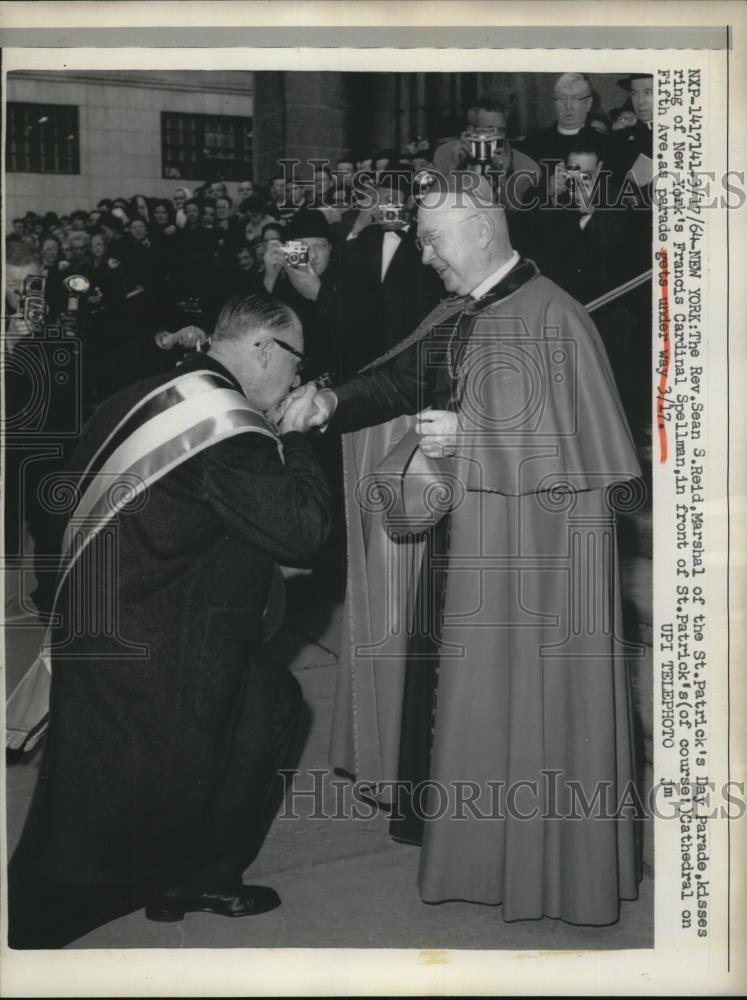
[145,885,281,921]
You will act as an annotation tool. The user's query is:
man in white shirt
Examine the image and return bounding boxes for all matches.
[337,175,442,376]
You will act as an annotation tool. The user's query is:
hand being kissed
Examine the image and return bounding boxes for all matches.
[269,383,336,434]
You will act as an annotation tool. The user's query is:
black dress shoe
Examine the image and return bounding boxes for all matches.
[145,885,281,922]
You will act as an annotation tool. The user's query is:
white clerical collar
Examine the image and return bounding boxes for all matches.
[470,252,520,300]
[381,230,401,281]
[557,125,582,135]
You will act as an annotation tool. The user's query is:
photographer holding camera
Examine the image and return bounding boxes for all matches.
[448,96,514,175]
[4,238,44,352]
[450,99,538,186]
[441,96,539,249]
[338,173,442,379]
[526,143,642,305]
[524,141,651,442]
[261,209,341,381]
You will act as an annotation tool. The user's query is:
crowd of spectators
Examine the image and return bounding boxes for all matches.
[5,73,653,430]
[4,71,655,616]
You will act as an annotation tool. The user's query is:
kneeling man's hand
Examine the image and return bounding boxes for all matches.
[416,409,459,458]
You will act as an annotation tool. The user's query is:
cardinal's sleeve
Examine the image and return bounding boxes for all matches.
[331,332,437,433]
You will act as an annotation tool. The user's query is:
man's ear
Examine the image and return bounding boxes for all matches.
[475,212,495,248]
[256,338,273,370]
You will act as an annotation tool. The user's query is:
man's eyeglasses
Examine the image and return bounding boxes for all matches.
[272,337,309,372]
[414,232,442,253]
[414,215,474,253]
[554,93,592,106]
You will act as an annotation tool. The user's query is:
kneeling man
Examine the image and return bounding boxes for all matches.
[8,294,330,947]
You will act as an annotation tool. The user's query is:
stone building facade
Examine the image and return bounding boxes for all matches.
[5,70,254,219]
[6,69,632,219]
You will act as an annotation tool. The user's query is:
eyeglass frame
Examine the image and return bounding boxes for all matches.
[553,92,593,106]
[414,214,477,254]
[272,337,309,372]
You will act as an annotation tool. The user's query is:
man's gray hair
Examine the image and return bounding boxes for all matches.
[212,294,298,344]
[554,73,592,92]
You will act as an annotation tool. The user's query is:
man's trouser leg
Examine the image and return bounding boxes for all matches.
[176,661,307,892]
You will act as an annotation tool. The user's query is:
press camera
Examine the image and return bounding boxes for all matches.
[465,126,507,164]
[281,241,310,267]
[21,274,46,332]
[562,165,594,192]
[375,200,408,231]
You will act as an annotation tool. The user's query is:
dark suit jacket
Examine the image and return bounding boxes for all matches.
[13,352,330,889]
[609,120,654,181]
[523,204,643,305]
[338,225,443,380]
[272,264,343,381]
[517,123,608,169]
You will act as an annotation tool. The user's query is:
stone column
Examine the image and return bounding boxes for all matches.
[252,70,359,182]
[252,71,287,182]
[367,73,398,155]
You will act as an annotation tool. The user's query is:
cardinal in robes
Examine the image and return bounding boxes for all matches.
[293,171,645,925]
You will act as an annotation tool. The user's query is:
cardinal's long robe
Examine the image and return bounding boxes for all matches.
[329,259,645,924]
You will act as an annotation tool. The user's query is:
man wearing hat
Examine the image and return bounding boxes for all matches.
[262,208,341,381]
[610,74,655,183]
[262,208,348,519]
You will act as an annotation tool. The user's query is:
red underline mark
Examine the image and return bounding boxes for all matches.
[657,248,671,463]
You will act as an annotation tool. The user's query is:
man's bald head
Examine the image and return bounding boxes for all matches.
[418,171,509,242]
[418,170,495,211]
[416,172,513,296]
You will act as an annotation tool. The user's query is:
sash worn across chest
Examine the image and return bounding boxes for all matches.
[6,369,281,752]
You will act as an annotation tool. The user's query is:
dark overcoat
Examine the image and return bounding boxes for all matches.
[338,226,443,377]
[11,352,330,890]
